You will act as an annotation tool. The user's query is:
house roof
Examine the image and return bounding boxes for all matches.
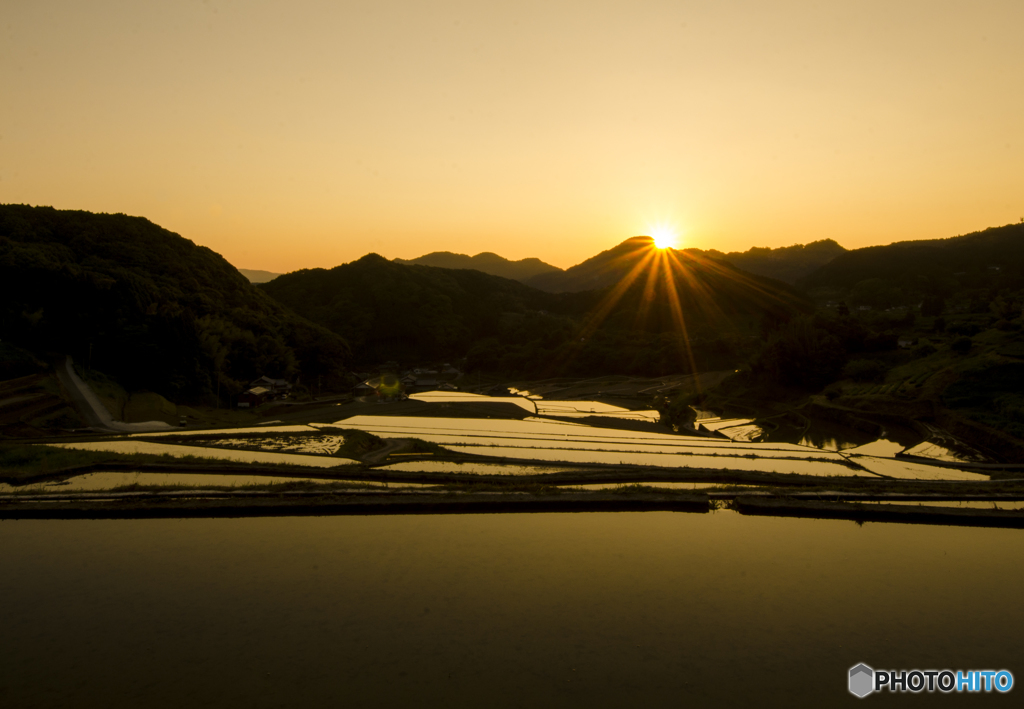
[253,376,290,387]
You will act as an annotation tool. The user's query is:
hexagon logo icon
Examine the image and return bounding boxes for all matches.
[849,663,874,698]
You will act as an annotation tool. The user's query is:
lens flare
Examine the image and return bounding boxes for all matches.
[650,226,678,249]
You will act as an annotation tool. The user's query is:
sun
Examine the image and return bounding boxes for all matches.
[650,226,678,249]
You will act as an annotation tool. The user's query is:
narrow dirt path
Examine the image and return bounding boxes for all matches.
[55,356,111,429]
[55,356,174,433]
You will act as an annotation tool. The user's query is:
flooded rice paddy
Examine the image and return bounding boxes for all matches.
[2,511,1021,707]
[333,415,989,481]
[33,403,995,483]
[410,391,661,421]
[0,471,336,493]
[137,424,321,437]
[377,460,595,476]
[44,440,358,467]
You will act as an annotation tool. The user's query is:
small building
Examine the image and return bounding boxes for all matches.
[352,381,375,396]
[250,376,291,395]
[238,386,270,408]
[413,378,440,392]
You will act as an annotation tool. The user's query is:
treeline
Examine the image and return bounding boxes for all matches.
[0,205,348,401]
[799,222,1024,309]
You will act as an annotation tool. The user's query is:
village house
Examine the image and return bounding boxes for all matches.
[238,386,270,408]
[352,381,375,396]
[250,376,291,396]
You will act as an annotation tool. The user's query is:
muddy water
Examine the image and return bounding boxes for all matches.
[1,512,1021,707]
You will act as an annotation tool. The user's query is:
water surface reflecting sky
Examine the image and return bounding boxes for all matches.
[2,512,1021,707]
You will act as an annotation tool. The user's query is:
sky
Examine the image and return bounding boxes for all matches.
[2,0,1022,272]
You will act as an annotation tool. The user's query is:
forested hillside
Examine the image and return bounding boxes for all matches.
[0,205,348,401]
[262,240,810,376]
[799,222,1024,308]
[261,254,559,365]
[703,239,846,284]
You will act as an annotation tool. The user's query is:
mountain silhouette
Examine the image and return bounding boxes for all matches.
[799,223,1024,293]
[395,251,561,282]
[263,239,809,372]
[0,205,348,400]
[701,239,846,284]
[238,268,283,283]
[526,237,657,292]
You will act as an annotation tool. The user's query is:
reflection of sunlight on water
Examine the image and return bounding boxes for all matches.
[339,415,989,481]
[378,461,590,476]
[5,512,1024,707]
[0,472,327,492]
[845,456,987,481]
[842,439,906,457]
[441,445,873,476]
[566,482,760,491]
[409,391,660,421]
[799,436,840,451]
[715,424,764,442]
[136,425,319,438]
[904,441,975,463]
[698,418,754,432]
[42,441,358,467]
[0,473,429,493]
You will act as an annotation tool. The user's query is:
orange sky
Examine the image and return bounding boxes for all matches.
[3,1,1022,271]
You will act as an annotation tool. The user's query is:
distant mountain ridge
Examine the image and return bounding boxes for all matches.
[239,268,282,283]
[524,237,845,292]
[703,239,847,284]
[262,240,810,374]
[395,251,561,282]
[526,237,656,293]
[394,239,845,292]
[799,223,1024,293]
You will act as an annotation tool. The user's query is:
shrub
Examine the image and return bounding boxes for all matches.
[950,336,973,355]
[911,343,937,358]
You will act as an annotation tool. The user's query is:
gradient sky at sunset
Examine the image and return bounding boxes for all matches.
[3,0,1022,271]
